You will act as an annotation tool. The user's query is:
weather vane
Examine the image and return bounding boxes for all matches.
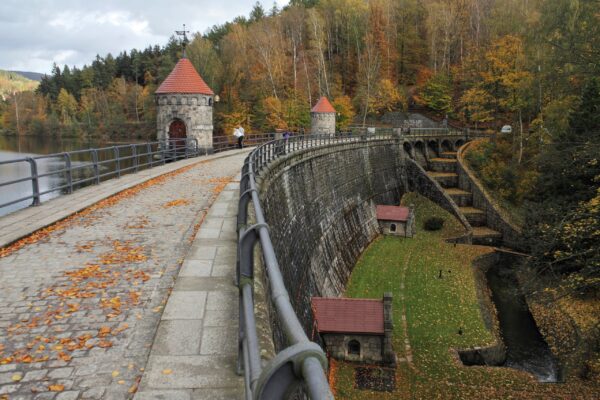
[175,24,190,55]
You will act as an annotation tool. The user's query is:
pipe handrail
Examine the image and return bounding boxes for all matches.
[0,133,276,213]
[237,131,409,399]
[237,126,482,398]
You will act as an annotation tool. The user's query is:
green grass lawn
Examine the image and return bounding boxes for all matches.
[332,193,596,399]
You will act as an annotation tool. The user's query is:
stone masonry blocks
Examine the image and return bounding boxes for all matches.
[156,93,213,149]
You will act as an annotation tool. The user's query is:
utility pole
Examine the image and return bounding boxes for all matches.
[13,91,20,135]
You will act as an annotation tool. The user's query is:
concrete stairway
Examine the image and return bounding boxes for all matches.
[426,151,502,246]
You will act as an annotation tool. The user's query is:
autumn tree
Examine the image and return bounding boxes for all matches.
[481,35,533,162]
[187,34,223,94]
[56,89,78,125]
[419,72,452,114]
[262,96,287,130]
[333,95,355,131]
[460,87,494,128]
[524,78,600,297]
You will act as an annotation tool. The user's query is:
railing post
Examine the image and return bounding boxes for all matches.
[131,144,138,172]
[27,157,41,206]
[147,143,152,167]
[63,153,73,194]
[160,140,167,165]
[91,149,100,185]
[114,147,121,178]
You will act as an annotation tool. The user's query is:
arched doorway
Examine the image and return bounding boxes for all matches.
[168,119,187,155]
[169,119,187,140]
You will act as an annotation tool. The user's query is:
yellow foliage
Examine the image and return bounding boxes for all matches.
[262,96,288,130]
[332,96,355,130]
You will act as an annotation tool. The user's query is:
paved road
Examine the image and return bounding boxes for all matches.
[0,152,248,400]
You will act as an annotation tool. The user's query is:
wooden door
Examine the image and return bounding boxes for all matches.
[169,120,186,139]
[168,120,187,157]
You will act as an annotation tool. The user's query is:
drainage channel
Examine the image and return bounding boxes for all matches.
[460,252,560,382]
[486,262,560,382]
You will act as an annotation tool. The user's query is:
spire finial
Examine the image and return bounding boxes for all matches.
[175,24,190,58]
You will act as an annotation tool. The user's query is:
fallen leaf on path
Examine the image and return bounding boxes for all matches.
[49,384,65,392]
[163,199,190,208]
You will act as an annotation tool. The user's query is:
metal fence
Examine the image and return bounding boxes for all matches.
[0,134,274,213]
[346,125,485,138]
[236,132,400,399]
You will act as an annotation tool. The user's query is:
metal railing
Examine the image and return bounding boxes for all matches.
[0,134,275,213]
[237,132,401,399]
[345,125,488,139]
[236,127,486,398]
[409,127,491,138]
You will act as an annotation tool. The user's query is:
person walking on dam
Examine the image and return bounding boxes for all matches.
[234,125,245,148]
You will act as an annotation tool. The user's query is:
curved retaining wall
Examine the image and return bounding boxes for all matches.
[457,141,523,250]
[256,139,469,348]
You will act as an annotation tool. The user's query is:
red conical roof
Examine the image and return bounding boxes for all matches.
[156,58,214,95]
[311,96,336,113]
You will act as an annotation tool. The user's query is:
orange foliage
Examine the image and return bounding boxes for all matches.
[328,357,338,397]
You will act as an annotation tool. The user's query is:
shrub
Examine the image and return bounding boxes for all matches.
[424,217,444,231]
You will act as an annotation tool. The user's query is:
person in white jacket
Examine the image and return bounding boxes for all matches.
[234,126,245,148]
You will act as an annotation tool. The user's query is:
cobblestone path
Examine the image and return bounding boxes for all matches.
[0,152,247,400]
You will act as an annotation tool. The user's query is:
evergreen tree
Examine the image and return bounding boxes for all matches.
[568,78,600,137]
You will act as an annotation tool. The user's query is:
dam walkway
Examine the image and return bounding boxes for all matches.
[0,149,250,399]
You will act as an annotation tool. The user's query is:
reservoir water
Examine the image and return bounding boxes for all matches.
[0,135,142,217]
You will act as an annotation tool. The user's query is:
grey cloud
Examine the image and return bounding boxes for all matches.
[0,0,288,73]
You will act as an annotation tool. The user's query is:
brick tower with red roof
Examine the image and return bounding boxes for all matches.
[311,96,336,136]
[155,57,215,151]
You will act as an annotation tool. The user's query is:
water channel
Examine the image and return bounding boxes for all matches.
[486,261,560,382]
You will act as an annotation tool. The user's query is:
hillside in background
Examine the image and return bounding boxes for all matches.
[0,70,39,99]
[9,71,45,82]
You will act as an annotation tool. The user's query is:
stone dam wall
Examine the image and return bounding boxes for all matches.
[256,139,469,348]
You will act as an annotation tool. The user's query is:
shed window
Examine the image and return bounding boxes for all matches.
[208,98,213,106]
[390,223,397,232]
[348,340,360,356]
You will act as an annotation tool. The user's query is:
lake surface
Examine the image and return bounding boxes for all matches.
[0,135,143,217]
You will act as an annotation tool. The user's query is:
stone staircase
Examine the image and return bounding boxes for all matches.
[426,151,502,246]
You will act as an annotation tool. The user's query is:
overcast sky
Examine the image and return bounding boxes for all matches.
[0,0,289,74]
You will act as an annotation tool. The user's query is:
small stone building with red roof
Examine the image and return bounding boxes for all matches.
[155,57,215,151]
[376,205,416,237]
[311,293,396,366]
[311,96,336,136]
